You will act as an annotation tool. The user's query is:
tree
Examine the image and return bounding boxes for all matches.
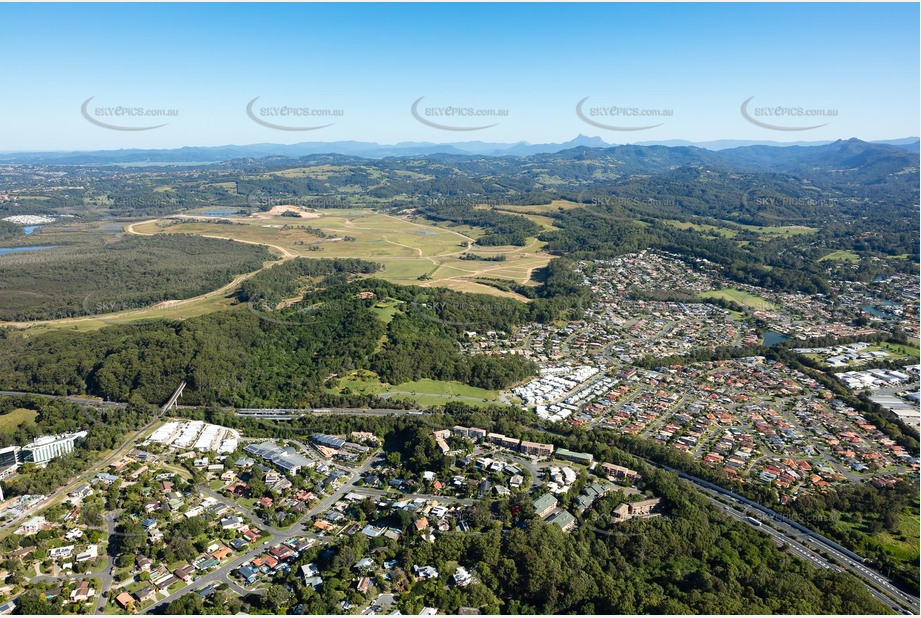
[16,589,58,615]
[165,592,204,614]
[264,584,294,613]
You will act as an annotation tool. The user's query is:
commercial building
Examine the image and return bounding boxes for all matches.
[244,442,314,475]
[0,446,18,468]
[7,431,88,466]
[311,433,346,450]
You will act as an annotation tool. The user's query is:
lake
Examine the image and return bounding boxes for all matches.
[861,305,886,318]
[762,330,788,346]
[0,245,58,255]
[23,225,40,235]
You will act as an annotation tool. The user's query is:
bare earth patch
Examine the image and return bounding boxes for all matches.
[251,205,321,219]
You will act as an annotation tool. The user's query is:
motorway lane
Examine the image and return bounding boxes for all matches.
[525,421,920,614]
[0,390,126,409]
[6,388,915,612]
[711,497,907,613]
[680,474,920,614]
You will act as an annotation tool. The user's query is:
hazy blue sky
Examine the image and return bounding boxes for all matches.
[1,3,918,150]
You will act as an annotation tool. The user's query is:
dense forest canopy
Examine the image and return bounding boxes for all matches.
[0,234,273,321]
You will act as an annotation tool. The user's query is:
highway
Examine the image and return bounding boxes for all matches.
[235,407,427,420]
[0,390,126,409]
[659,464,920,614]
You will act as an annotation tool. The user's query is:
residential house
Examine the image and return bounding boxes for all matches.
[353,557,376,573]
[69,581,94,603]
[453,566,473,587]
[115,593,136,612]
[173,563,195,583]
[221,516,244,530]
[238,566,259,584]
[134,586,157,604]
[136,555,153,572]
[413,565,439,580]
[75,545,98,563]
[547,510,577,532]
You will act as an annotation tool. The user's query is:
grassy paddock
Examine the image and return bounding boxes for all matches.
[700,288,777,310]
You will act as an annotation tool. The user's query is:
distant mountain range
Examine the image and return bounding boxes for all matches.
[1,135,918,165]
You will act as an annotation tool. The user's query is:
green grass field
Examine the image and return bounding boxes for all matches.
[0,408,38,432]
[369,301,402,324]
[335,371,500,406]
[699,288,777,310]
[731,222,818,237]
[3,207,553,333]
[663,219,739,238]
[818,249,860,262]
[875,512,921,561]
[391,378,500,400]
[873,342,921,360]
[836,510,920,563]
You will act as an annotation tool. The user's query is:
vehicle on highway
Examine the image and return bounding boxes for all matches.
[746,516,762,527]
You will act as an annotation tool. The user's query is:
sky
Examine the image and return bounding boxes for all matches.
[0,2,918,151]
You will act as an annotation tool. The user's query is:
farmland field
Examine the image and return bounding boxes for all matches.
[1,207,551,333]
